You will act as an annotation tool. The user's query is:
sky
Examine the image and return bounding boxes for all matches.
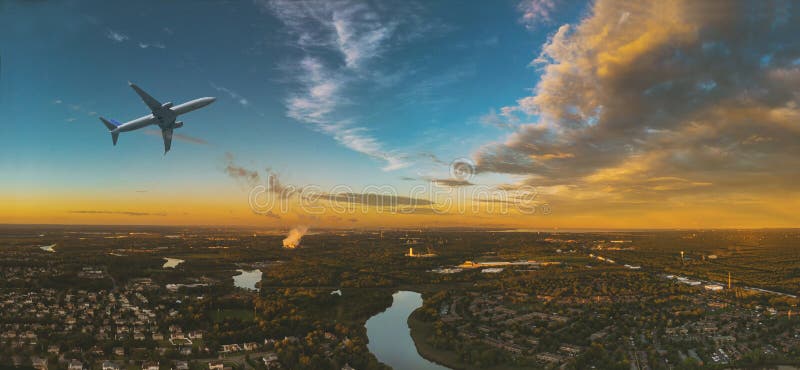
[2,0,799,229]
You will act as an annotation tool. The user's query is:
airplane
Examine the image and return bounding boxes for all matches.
[99,82,215,154]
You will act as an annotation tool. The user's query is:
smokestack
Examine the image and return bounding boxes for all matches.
[282,226,308,249]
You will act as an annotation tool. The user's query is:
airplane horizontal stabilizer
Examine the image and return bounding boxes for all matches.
[99,117,120,131]
[99,117,120,146]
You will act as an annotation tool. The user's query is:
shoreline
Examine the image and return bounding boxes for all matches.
[407,310,526,370]
[407,309,466,370]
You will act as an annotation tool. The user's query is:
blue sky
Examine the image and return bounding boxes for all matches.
[1,0,583,195]
[6,0,796,228]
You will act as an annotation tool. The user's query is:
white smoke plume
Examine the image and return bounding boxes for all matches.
[282,225,308,249]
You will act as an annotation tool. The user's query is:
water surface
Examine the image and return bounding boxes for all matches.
[162,258,185,268]
[366,291,450,370]
[233,269,262,291]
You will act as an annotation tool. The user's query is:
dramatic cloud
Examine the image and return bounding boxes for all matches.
[476,0,800,212]
[262,0,411,171]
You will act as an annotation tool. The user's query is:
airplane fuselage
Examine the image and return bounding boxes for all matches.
[112,97,215,133]
[100,82,215,154]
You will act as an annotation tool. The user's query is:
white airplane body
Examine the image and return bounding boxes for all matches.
[100,82,215,154]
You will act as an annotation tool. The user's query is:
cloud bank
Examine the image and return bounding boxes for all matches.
[476,0,800,218]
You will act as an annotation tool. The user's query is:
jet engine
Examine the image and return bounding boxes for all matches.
[174,121,184,128]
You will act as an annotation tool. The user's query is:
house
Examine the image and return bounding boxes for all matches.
[68,360,83,370]
[243,342,260,351]
[170,331,186,340]
[47,344,59,354]
[536,352,564,364]
[179,346,192,355]
[31,356,47,370]
[152,332,165,341]
[113,347,125,356]
[102,361,120,370]
[173,361,189,370]
[141,361,159,370]
[262,353,279,369]
[208,361,224,370]
[220,344,242,353]
[341,364,356,370]
[188,330,204,339]
[559,344,583,356]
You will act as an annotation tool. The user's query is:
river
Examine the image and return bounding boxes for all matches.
[365,291,450,370]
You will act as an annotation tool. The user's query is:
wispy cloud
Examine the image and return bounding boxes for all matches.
[106,28,165,49]
[210,82,249,107]
[138,42,165,49]
[329,3,397,69]
[479,108,516,130]
[142,129,208,145]
[69,210,166,216]
[262,0,411,171]
[432,178,474,187]
[314,192,434,207]
[517,0,557,28]
[223,152,261,188]
[53,98,97,122]
[285,57,341,124]
[106,29,129,43]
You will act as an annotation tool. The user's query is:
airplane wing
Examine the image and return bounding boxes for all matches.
[162,128,173,154]
[129,82,163,112]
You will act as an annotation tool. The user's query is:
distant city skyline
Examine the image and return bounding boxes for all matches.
[3,0,800,229]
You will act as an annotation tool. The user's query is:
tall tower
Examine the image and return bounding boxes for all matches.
[680,251,685,264]
[409,247,413,257]
[728,272,732,289]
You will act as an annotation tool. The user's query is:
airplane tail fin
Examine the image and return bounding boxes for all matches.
[99,117,121,146]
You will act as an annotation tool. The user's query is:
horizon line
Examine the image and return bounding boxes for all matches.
[1,223,798,233]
